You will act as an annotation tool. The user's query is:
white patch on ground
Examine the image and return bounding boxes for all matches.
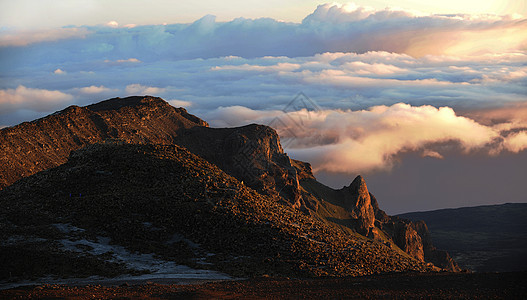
[0,224,232,290]
[58,236,224,277]
[1,235,47,246]
[53,223,85,234]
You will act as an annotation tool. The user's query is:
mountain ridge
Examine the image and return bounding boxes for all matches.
[0,96,207,189]
[0,96,460,282]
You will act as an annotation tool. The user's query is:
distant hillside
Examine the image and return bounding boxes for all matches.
[398,203,527,272]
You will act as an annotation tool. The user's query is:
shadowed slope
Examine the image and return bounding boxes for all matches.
[0,143,434,281]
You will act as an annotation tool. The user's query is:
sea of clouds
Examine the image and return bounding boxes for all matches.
[1,3,526,183]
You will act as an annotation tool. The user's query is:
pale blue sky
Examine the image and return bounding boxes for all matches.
[1,0,525,29]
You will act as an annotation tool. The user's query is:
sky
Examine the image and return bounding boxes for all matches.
[1,1,526,214]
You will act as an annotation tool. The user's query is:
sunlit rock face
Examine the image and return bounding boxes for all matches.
[341,175,375,236]
[0,96,208,189]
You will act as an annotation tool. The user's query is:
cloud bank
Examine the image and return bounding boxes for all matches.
[1,50,525,127]
[0,2,525,176]
[0,85,73,113]
[0,28,90,47]
[204,102,527,174]
[1,3,525,57]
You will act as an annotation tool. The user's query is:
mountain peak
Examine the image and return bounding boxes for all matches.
[343,175,375,235]
[349,175,367,190]
[0,96,208,189]
[86,95,166,112]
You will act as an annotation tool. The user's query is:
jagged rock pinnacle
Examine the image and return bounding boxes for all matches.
[344,175,375,235]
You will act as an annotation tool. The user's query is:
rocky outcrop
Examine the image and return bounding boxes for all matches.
[300,174,458,271]
[172,124,305,208]
[372,199,460,271]
[413,221,461,271]
[377,217,425,262]
[341,176,375,236]
[0,96,308,210]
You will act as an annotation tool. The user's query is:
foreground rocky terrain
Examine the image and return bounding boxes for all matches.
[2,272,526,299]
[1,96,459,286]
[1,143,434,281]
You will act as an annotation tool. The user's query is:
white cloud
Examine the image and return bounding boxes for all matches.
[211,63,301,72]
[125,84,166,95]
[168,99,193,107]
[77,85,115,94]
[0,27,90,47]
[106,21,119,28]
[502,132,527,153]
[204,103,527,174]
[204,106,283,128]
[421,150,444,159]
[2,50,525,128]
[104,58,141,64]
[0,85,73,114]
[302,3,417,24]
[2,3,525,58]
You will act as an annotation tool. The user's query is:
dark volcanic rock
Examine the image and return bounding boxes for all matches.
[300,175,459,271]
[375,216,460,271]
[414,220,460,271]
[371,190,460,271]
[378,218,425,262]
[0,143,434,280]
[173,124,306,208]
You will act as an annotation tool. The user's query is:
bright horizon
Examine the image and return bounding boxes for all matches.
[1,0,525,29]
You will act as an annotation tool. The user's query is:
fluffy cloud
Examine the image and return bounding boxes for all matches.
[0,85,73,114]
[212,63,301,73]
[1,50,525,128]
[106,21,119,28]
[77,85,116,94]
[203,103,526,173]
[502,132,527,153]
[168,99,193,107]
[0,27,90,47]
[125,84,166,95]
[1,3,525,60]
[0,3,526,168]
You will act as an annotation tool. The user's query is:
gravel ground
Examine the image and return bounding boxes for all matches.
[2,271,525,299]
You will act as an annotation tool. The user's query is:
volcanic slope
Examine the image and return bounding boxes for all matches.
[0,96,457,276]
[0,143,434,281]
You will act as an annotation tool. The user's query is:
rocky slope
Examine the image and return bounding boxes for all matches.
[0,143,434,281]
[0,96,207,189]
[0,96,459,281]
[297,174,460,271]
